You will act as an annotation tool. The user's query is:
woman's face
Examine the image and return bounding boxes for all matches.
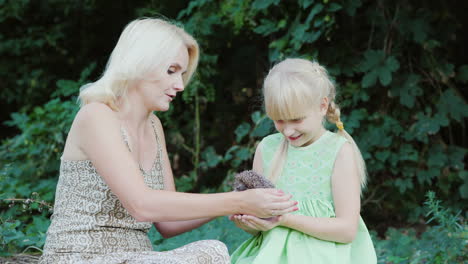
[135,46,189,112]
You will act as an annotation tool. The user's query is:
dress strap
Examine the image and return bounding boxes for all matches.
[149,117,164,175]
[120,126,133,152]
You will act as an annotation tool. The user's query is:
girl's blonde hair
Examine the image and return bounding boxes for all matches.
[79,18,199,110]
[263,58,367,189]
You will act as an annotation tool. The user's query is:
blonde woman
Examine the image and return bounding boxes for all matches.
[39,18,297,264]
[230,59,377,263]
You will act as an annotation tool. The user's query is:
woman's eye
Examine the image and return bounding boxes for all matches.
[167,68,176,74]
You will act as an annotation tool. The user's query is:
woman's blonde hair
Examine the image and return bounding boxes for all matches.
[79,18,199,110]
[263,58,367,189]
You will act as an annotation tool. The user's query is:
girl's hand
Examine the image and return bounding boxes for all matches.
[234,214,284,232]
[243,189,298,218]
[229,215,259,235]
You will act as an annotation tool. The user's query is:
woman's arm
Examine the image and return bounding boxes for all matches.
[151,115,214,238]
[76,103,296,223]
[239,142,361,243]
[230,143,264,235]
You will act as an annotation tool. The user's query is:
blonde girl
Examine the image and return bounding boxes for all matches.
[39,18,297,264]
[230,58,377,264]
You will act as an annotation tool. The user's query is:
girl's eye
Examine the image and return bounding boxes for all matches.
[291,118,303,123]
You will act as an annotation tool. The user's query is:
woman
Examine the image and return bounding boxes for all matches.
[39,18,297,264]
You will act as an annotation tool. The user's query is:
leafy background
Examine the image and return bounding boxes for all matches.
[1,0,467,262]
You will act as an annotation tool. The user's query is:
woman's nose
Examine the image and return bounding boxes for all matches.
[173,77,184,92]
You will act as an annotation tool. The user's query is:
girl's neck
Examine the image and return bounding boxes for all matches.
[301,127,327,147]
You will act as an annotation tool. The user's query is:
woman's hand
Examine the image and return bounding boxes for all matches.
[231,214,284,232]
[241,189,298,218]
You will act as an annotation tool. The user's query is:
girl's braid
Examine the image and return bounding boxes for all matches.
[326,101,341,124]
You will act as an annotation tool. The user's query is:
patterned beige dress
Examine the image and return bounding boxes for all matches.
[39,119,230,264]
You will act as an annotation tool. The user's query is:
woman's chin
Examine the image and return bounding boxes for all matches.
[153,103,171,112]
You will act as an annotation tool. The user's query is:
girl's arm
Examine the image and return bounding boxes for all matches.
[239,142,361,243]
[75,103,297,223]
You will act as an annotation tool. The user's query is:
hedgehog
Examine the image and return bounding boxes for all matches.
[233,170,275,191]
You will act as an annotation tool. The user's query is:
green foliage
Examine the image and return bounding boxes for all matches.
[359,50,400,88]
[0,66,92,255]
[148,217,250,254]
[375,192,467,263]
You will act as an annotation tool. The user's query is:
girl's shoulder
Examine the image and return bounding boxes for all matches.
[327,131,348,144]
[259,133,284,158]
[260,133,283,147]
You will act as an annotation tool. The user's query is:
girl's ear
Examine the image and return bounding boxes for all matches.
[320,97,329,115]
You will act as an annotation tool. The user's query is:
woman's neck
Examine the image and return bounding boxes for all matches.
[116,97,152,133]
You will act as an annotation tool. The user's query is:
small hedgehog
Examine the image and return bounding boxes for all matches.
[234,170,275,191]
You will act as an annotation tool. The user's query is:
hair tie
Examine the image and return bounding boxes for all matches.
[336,121,344,131]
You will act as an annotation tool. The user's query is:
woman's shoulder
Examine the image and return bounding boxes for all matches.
[76,102,117,119]
[72,103,121,138]
[62,103,120,160]
[75,102,118,124]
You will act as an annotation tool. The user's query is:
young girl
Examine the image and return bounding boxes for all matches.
[230,58,377,264]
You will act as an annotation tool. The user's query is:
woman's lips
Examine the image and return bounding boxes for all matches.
[166,94,174,101]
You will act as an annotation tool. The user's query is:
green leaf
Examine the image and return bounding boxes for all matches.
[327,3,342,12]
[253,19,279,36]
[201,146,223,168]
[362,70,378,88]
[416,170,439,185]
[398,144,418,162]
[234,122,251,143]
[438,63,455,83]
[437,89,468,122]
[304,30,322,43]
[359,50,399,87]
[375,150,390,162]
[252,0,280,10]
[340,108,367,134]
[224,146,239,161]
[252,118,274,138]
[305,4,324,24]
[409,111,449,142]
[251,111,262,124]
[427,144,447,169]
[235,147,251,161]
[395,178,414,193]
[456,65,468,82]
[298,0,315,9]
[343,0,362,16]
[447,146,467,170]
[459,171,468,198]
[391,74,423,108]
[408,18,430,43]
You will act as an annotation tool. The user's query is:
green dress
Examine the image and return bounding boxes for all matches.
[231,131,377,264]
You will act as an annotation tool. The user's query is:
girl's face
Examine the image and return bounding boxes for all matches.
[135,46,189,112]
[273,98,328,147]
